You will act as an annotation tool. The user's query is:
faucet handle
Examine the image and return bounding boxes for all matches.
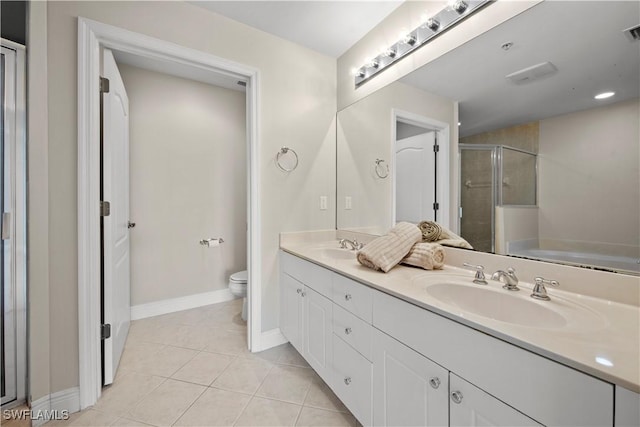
[463,263,488,285]
[531,277,560,301]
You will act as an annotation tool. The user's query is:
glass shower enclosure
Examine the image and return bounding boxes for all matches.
[458,144,537,252]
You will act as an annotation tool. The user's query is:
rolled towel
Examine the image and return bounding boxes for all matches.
[402,242,445,270]
[418,220,473,249]
[419,221,443,242]
[356,222,422,272]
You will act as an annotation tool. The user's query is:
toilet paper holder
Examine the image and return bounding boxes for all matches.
[200,237,224,246]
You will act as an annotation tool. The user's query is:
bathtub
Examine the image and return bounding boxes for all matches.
[510,248,640,274]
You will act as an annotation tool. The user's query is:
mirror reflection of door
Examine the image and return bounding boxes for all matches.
[395,121,438,223]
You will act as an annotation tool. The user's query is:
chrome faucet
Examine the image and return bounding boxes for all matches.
[491,267,520,291]
[531,277,560,301]
[339,238,364,250]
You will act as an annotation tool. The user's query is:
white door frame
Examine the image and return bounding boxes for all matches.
[77,18,262,409]
[390,109,450,229]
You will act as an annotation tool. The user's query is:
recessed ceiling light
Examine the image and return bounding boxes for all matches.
[594,91,615,100]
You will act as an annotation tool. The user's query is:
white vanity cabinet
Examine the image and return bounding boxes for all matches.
[372,328,449,427]
[449,374,542,427]
[279,251,618,427]
[280,253,334,382]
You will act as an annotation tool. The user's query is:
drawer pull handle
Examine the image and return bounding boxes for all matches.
[344,327,352,335]
[429,377,440,389]
[301,291,306,297]
[345,294,352,301]
[344,377,352,385]
[296,288,302,294]
[451,391,463,404]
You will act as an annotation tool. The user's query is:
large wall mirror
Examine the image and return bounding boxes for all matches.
[336,1,640,275]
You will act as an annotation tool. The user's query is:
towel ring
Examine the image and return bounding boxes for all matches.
[375,158,389,179]
[276,147,299,172]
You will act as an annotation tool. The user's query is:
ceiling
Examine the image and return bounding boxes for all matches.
[189,1,403,58]
[400,1,640,137]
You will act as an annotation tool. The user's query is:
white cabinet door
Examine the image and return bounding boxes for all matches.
[373,329,448,427]
[304,287,333,383]
[449,373,542,427]
[280,273,304,353]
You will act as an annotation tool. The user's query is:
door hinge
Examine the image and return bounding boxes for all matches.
[433,144,440,153]
[101,324,111,340]
[100,201,111,217]
[433,202,440,211]
[100,77,110,94]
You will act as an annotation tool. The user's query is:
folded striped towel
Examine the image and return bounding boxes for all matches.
[356,222,422,272]
[418,221,473,249]
[402,242,445,270]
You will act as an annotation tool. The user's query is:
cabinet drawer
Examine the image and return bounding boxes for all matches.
[332,334,372,426]
[332,273,372,322]
[281,251,332,298]
[373,290,614,427]
[333,303,372,361]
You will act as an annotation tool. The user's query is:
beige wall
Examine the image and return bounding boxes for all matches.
[27,0,51,404]
[336,0,542,110]
[40,1,336,395]
[538,99,640,256]
[118,64,247,306]
[337,81,455,234]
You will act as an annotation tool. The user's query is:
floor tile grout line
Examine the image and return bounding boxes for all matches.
[169,381,209,427]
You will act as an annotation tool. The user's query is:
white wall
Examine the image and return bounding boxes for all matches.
[38,0,336,395]
[118,64,247,306]
[538,99,640,257]
[27,0,51,403]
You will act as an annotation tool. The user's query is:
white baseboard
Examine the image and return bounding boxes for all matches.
[131,288,237,320]
[259,328,288,350]
[30,387,80,427]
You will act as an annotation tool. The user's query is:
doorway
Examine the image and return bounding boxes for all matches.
[391,110,450,229]
[78,18,261,409]
[0,39,27,408]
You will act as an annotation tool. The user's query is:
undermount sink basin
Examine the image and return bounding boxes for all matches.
[309,247,356,260]
[425,282,605,331]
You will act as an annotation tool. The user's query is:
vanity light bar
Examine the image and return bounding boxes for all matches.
[354,0,493,87]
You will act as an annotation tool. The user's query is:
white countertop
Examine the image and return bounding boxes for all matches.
[280,239,640,393]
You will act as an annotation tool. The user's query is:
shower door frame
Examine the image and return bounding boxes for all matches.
[0,38,27,408]
[458,144,539,253]
[458,144,498,253]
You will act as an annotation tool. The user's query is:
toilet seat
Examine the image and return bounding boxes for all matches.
[229,270,248,284]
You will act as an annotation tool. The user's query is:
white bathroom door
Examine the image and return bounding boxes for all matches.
[395,131,436,223]
[102,48,131,386]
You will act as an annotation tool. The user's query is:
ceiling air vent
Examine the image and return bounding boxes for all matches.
[623,24,640,42]
[505,61,558,85]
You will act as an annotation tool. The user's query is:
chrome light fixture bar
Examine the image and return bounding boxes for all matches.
[354,0,493,87]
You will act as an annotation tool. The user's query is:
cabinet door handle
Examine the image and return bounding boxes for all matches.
[451,391,463,404]
[301,291,306,297]
[344,327,352,335]
[297,288,302,294]
[344,294,352,301]
[344,377,352,385]
[429,377,440,389]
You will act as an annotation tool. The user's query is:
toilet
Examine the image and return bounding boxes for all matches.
[228,270,248,321]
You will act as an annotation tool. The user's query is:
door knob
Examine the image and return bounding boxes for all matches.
[127,221,136,228]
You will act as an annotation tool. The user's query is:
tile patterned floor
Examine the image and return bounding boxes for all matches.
[42,299,356,427]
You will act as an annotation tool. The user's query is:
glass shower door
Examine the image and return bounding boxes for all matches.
[459,146,496,252]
